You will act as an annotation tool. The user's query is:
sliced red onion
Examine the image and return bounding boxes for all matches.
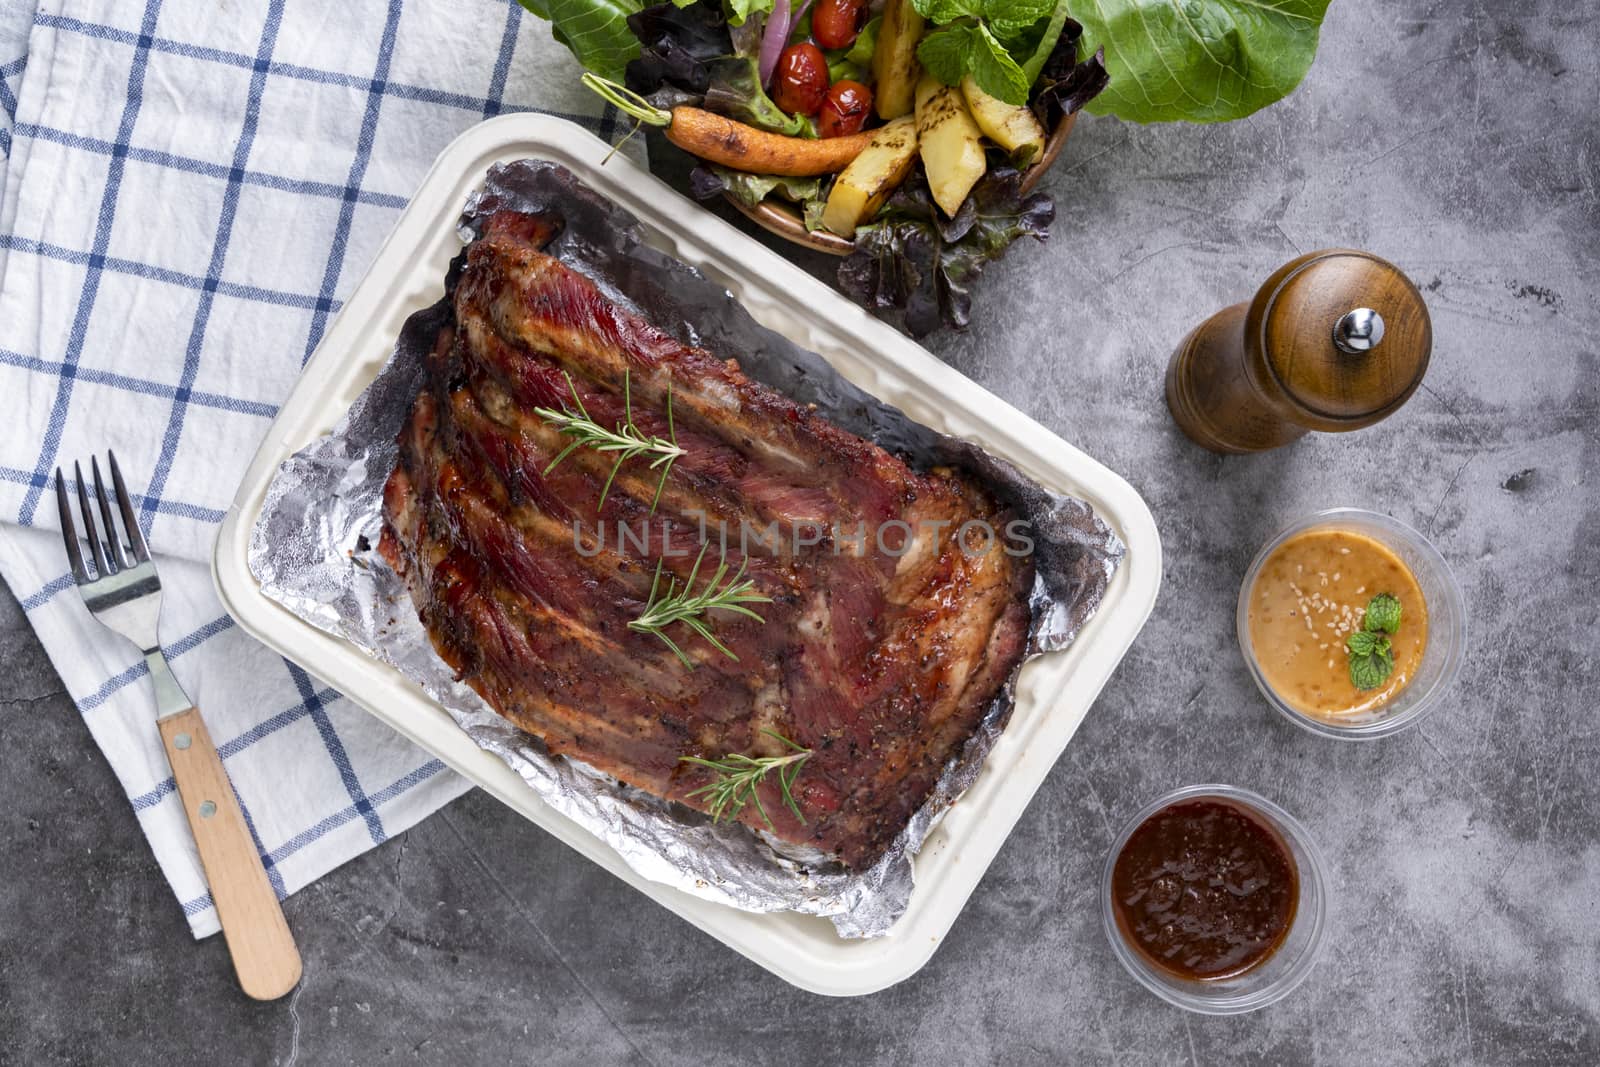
[758,0,792,88]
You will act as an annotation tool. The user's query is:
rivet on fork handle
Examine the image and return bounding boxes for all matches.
[158,708,302,1000]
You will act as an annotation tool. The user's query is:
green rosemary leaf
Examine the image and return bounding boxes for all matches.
[628,543,772,667]
[532,369,685,514]
[679,732,813,829]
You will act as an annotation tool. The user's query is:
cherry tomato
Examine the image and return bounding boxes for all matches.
[812,0,867,50]
[818,79,873,138]
[773,42,829,117]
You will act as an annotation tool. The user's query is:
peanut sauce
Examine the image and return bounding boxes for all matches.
[1111,798,1298,981]
[1247,529,1428,719]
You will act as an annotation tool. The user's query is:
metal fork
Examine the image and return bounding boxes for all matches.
[56,452,302,1001]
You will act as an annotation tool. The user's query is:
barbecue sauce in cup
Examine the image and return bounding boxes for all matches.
[1110,798,1298,981]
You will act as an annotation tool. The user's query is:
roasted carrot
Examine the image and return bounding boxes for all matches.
[583,74,872,178]
[659,106,874,176]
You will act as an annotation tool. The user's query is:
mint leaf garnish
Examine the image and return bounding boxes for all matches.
[1345,630,1380,657]
[911,0,984,23]
[1363,592,1402,634]
[916,26,975,87]
[985,0,1055,33]
[1348,635,1395,690]
[911,0,1078,105]
[1347,592,1402,691]
[970,23,1032,103]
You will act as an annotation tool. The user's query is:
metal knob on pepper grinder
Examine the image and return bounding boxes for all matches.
[1164,249,1433,454]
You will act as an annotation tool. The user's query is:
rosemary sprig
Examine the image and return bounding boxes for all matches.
[628,541,771,668]
[680,730,812,828]
[533,369,684,513]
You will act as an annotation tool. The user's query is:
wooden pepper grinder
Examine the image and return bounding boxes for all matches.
[1165,249,1432,453]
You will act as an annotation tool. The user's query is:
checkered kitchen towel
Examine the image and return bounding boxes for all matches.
[0,0,632,937]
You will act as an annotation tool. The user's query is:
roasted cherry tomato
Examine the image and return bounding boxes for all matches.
[817,79,873,138]
[773,42,829,117]
[812,0,867,50]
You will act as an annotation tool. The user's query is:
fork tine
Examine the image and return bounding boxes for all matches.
[55,468,92,584]
[91,456,131,571]
[73,460,111,578]
[108,450,151,563]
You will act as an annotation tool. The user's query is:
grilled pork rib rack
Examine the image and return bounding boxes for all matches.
[379,210,1032,867]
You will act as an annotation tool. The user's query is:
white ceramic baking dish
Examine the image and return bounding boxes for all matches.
[212,114,1161,996]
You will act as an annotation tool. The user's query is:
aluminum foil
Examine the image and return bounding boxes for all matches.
[248,161,1123,938]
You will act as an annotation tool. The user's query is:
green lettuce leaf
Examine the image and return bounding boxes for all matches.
[703,55,814,136]
[843,14,881,66]
[519,0,646,82]
[827,14,879,82]
[725,0,774,24]
[688,163,823,211]
[686,164,831,232]
[802,195,829,233]
[1074,0,1331,124]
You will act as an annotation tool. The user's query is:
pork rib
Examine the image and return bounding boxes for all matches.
[379,210,1033,868]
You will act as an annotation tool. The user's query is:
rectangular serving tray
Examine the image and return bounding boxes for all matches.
[212,114,1161,996]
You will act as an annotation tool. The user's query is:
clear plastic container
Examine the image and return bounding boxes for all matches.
[1101,785,1328,1014]
[1237,508,1466,740]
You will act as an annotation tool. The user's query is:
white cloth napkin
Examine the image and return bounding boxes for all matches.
[0,0,631,937]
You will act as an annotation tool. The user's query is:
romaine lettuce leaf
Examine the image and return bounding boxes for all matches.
[518,0,646,82]
[1075,0,1330,123]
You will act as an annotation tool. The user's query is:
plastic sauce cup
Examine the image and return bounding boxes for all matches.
[1237,508,1467,740]
[1102,784,1328,1014]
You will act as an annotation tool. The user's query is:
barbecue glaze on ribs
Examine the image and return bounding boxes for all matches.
[379,210,1032,868]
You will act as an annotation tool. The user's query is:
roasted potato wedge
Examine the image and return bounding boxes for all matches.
[872,0,925,120]
[820,116,919,236]
[915,76,986,217]
[961,76,1047,166]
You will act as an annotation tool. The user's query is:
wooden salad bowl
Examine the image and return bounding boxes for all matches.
[728,112,1077,257]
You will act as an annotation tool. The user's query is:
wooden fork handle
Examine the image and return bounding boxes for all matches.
[158,707,303,1000]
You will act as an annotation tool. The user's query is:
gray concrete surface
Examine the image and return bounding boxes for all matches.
[3,0,1597,1063]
